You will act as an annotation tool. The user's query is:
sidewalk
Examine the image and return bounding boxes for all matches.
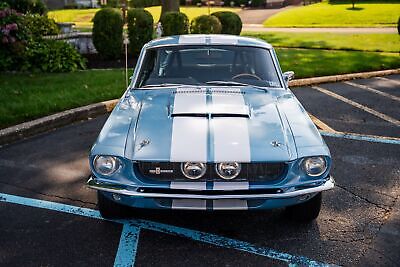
[242,25,397,33]
[238,6,294,25]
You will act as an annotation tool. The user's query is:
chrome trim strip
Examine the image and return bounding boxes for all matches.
[87,176,334,200]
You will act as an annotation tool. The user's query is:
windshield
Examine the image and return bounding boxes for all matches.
[135,45,282,88]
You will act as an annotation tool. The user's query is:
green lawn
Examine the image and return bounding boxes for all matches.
[0,70,126,129]
[276,49,400,79]
[1,49,399,129]
[243,32,400,53]
[263,1,400,27]
[48,6,239,28]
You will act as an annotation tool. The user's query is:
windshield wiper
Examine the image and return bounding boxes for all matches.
[205,81,268,92]
[141,83,196,88]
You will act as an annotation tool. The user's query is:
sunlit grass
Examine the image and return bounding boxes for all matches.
[243,32,400,53]
[263,1,400,27]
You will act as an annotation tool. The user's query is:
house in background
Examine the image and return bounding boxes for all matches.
[44,0,98,9]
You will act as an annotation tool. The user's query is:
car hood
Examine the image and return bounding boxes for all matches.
[124,87,301,162]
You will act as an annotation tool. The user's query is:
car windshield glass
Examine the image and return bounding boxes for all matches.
[135,45,282,88]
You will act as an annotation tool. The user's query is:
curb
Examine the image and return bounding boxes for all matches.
[0,99,118,147]
[0,68,399,146]
[288,69,400,87]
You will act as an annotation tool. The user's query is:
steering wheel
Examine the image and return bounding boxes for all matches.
[232,73,262,81]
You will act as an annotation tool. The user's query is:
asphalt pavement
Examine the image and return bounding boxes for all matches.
[0,75,399,266]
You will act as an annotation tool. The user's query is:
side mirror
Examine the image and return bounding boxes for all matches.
[283,71,295,87]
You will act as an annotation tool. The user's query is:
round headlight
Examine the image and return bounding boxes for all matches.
[301,156,327,177]
[181,162,207,180]
[216,162,241,180]
[93,155,120,176]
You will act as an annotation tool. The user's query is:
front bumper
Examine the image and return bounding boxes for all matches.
[87,176,335,200]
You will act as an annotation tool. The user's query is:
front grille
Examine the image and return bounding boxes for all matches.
[135,162,286,182]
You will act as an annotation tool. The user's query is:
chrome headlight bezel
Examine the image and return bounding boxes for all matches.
[215,162,241,180]
[301,156,328,177]
[181,162,207,180]
[93,155,120,176]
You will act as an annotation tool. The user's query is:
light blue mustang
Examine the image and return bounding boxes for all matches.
[88,35,334,221]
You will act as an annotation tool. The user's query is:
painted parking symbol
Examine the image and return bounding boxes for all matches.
[0,193,335,267]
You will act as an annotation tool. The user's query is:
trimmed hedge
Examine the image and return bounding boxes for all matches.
[127,8,153,56]
[160,12,189,36]
[190,15,221,34]
[211,11,242,35]
[92,8,123,59]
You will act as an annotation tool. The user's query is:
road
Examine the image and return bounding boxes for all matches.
[0,75,399,266]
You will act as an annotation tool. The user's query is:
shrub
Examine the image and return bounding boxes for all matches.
[2,0,47,15]
[190,15,221,34]
[92,8,123,59]
[211,11,241,35]
[127,8,153,56]
[23,14,59,37]
[26,39,86,72]
[160,12,189,36]
[0,6,85,72]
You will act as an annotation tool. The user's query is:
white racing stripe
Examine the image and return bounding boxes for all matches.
[213,182,249,190]
[213,199,248,210]
[170,182,207,190]
[211,89,251,162]
[172,199,206,210]
[170,89,208,162]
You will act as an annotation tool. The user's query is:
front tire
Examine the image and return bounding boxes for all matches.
[97,191,130,219]
[285,193,322,222]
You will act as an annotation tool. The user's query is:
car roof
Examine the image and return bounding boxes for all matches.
[145,34,273,49]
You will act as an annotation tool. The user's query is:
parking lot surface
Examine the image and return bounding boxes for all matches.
[0,75,399,266]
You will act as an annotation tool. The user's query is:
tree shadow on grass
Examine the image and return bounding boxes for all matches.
[346,7,364,11]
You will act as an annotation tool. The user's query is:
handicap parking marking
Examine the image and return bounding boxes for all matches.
[114,224,140,267]
[311,86,400,126]
[343,81,400,102]
[0,192,335,267]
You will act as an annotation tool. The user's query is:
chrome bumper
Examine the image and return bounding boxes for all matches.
[87,176,334,200]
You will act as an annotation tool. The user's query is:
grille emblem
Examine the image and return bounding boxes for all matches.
[149,167,173,174]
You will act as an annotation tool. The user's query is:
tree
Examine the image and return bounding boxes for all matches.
[351,0,356,9]
[161,0,179,17]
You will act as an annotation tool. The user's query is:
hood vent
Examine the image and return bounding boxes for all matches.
[171,113,250,118]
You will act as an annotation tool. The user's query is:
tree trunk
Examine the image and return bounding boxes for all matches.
[161,0,180,17]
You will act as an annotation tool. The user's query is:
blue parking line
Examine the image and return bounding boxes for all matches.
[320,131,400,145]
[0,192,103,220]
[114,224,140,267]
[0,192,335,267]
